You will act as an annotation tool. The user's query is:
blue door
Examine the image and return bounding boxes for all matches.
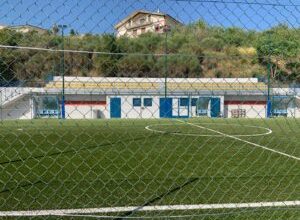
[210,98,221,118]
[160,98,173,118]
[110,98,121,118]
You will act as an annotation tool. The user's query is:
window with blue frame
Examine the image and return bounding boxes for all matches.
[144,98,153,107]
[133,98,142,107]
[180,98,189,107]
[191,98,198,106]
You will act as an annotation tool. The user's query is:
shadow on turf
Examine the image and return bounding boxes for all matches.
[0,180,44,194]
[0,132,199,215]
[0,134,158,166]
[0,134,159,198]
[114,177,199,220]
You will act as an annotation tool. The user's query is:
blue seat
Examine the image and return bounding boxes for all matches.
[273,109,288,116]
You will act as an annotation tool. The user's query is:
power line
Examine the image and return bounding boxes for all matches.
[168,0,300,7]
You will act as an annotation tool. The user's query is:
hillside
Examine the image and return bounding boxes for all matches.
[1,21,299,86]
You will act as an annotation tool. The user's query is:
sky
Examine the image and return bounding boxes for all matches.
[1,0,300,34]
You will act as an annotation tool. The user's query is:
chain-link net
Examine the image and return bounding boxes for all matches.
[0,0,299,219]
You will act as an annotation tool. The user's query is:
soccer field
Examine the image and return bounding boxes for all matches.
[0,118,299,219]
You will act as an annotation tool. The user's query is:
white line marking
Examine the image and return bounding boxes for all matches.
[0,201,299,216]
[145,123,272,137]
[53,213,207,219]
[177,120,300,161]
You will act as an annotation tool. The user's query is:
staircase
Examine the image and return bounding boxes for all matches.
[0,87,31,107]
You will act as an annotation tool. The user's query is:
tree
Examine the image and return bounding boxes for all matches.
[256,24,300,80]
[70,29,78,36]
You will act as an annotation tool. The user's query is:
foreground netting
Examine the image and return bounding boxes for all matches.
[0,0,299,219]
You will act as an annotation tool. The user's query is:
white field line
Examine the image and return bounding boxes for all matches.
[177,120,300,161]
[145,123,273,137]
[0,201,299,216]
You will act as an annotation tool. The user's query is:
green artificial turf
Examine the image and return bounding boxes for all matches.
[0,118,299,219]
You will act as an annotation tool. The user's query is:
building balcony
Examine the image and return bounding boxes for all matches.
[126,21,154,30]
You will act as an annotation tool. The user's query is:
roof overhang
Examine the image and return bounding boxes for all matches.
[114,10,182,29]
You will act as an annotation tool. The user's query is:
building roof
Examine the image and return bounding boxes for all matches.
[8,24,47,32]
[44,77,268,96]
[114,10,182,29]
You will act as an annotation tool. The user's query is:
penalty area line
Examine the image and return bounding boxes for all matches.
[177,120,300,162]
[0,201,299,216]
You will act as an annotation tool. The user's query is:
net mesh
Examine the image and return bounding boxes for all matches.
[0,0,299,219]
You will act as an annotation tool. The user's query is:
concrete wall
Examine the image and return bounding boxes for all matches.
[287,99,300,118]
[0,86,274,120]
[107,95,224,119]
[53,76,259,84]
[224,104,266,118]
[65,105,108,119]
[287,107,298,118]
[1,95,34,120]
[0,92,269,120]
[65,94,109,119]
[107,96,160,119]
[224,95,267,118]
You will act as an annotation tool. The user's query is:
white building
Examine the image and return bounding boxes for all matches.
[114,10,182,38]
[0,77,282,120]
[6,24,48,34]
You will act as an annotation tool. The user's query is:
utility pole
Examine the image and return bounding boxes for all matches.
[267,61,271,118]
[58,24,67,119]
[163,24,171,98]
[267,33,272,118]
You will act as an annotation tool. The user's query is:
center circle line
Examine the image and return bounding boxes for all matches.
[145,123,272,137]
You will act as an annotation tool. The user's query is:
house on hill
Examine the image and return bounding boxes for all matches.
[6,24,48,34]
[114,10,182,38]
